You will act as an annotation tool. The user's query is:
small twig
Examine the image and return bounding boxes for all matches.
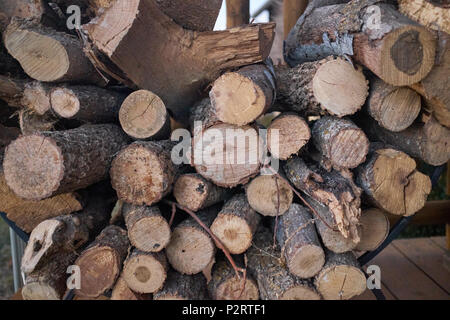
[163,200,245,278]
[168,203,176,227]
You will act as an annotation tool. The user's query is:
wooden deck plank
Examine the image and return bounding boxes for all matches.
[391,238,450,293]
[430,237,447,251]
[370,244,449,300]
[351,281,397,300]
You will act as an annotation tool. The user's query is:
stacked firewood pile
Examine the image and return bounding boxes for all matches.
[0,0,449,300]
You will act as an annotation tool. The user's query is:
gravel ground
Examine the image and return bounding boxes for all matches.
[0,219,13,300]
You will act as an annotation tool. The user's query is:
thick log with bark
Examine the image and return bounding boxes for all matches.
[361,114,450,166]
[275,203,325,278]
[267,113,311,160]
[355,208,390,251]
[276,57,369,117]
[247,227,321,300]
[246,174,293,217]
[209,63,276,126]
[110,140,178,206]
[210,194,261,254]
[173,173,230,212]
[153,271,208,300]
[83,0,274,122]
[208,256,259,300]
[111,276,151,300]
[398,0,450,34]
[122,204,171,253]
[75,225,129,298]
[118,90,170,140]
[21,196,112,274]
[312,116,369,169]
[4,18,104,84]
[315,250,366,300]
[122,249,168,294]
[3,124,129,200]
[367,77,421,132]
[284,157,362,242]
[165,206,218,275]
[284,1,437,86]
[50,85,126,123]
[356,147,432,216]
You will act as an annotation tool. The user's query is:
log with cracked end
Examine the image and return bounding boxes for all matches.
[4,18,105,84]
[275,203,325,278]
[209,63,276,126]
[83,0,275,122]
[276,57,369,117]
[3,124,129,200]
[356,147,432,217]
[173,173,231,212]
[355,208,390,252]
[210,194,261,255]
[122,249,168,294]
[165,206,218,275]
[367,77,422,132]
[312,116,370,170]
[284,1,437,86]
[122,204,171,253]
[267,112,311,160]
[245,174,293,217]
[153,270,208,300]
[284,156,362,243]
[75,225,130,298]
[247,227,322,300]
[21,196,113,274]
[208,256,259,300]
[119,89,170,140]
[315,249,367,300]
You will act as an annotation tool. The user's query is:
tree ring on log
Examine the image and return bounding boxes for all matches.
[329,128,369,169]
[315,264,366,300]
[51,88,80,118]
[128,214,171,252]
[281,286,322,300]
[123,254,167,293]
[211,213,253,254]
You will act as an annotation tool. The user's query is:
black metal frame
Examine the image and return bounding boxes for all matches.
[1,165,446,301]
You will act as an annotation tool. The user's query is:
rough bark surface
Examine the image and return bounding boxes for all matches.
[153,270,208,300]
[398,0,450,34]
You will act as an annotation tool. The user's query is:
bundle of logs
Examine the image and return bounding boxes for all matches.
[0,0,449,300]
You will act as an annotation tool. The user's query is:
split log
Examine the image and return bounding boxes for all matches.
[355,208,390,252]
[315,250,366,300]
[367,77,421,132]
[398,0,450,34]
[210,194,261,254]
[284,1,437,86]
[18,109,57,134]
[247,227,321,300]
[122,204,171,253]
[209,63,276,126]
[83,0,275,122]
[153,270,208,300]
[3,124,129,200]
[21,196,113,274]
[275,203,325,278]
[312,116,369,169]
[245,174,293,217]
[111,276,150,300]
[276,57,369,117]
[284,156,362,242]
[165,206,218,275]
[110,140,178,206]
[208,257,259,300]
[173,173,230,212]
[22,251,77,300]
[356,147,432,216]
[267,112,310,160]
[118,90,170,140]
[122,249,168,294]
[75,225,129,298]
[303,194,359,253]
[361,114,450,166]
[50,85,126,123]
[4,18,104,84]
[155,0,222,31]
[226,0,250,28]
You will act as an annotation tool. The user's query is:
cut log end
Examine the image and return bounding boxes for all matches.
[246,175,293,217]
[355,208,390,252]
[111,277,146,300]
[128,214,171,253]
[50,88,80,118]
[123,252,167,294]
[329,127,369,169]
[3,134,64,200]
[281,286,322,300]
[173,174,216,212]
[288,244,325,279]
[211,214,253,255]
[216,276,259,300]
[316,264,366,300]
[312,58,368,117]
[119,90,168,140]
[22,282,60,300]
[22,82,51,115]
